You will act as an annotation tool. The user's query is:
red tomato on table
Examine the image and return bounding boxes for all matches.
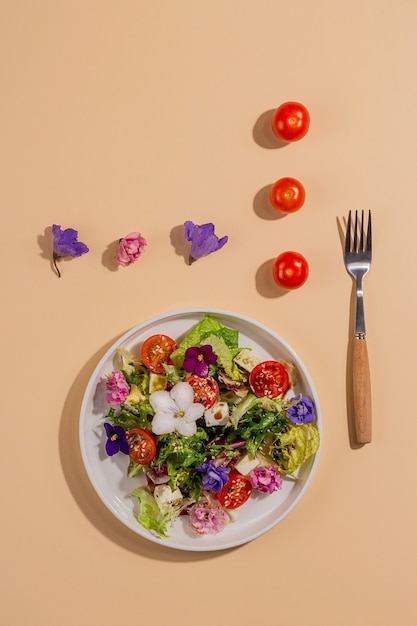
[272,101,310,142]
[270,177,305,214]
[141,334,178,374]
[249,361,289,398]
[272,251,309,290]
[126,428,157,465]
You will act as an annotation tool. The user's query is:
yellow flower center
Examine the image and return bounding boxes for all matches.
[176,410,185,418]
[197,354,204,361]
[111,434,118,441]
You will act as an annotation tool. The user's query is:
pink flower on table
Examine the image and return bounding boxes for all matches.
[250,465,282,494]
[116,232,147,266]
[106,371,129,405]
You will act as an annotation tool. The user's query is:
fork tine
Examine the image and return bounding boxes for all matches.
[353,210,358,251]
[366,210,372,253]
[345,210,352,253]
[359,210,365,251]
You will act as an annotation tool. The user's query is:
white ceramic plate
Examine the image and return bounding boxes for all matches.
[79,308,322,551]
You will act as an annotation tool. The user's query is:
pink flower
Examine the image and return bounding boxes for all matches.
[250,465,283,494]
[188,500,228,535]
[116,232,147,266]
[106,371,129,405]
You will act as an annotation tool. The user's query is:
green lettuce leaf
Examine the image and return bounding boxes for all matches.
[170,315,223,368]
[270,422,320,475]
[129,486,176,538]
[203,334,246,381]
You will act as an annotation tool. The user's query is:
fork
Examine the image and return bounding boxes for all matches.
[344,210,372,443]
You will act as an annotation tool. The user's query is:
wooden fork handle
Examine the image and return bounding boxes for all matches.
[352,337,372,443]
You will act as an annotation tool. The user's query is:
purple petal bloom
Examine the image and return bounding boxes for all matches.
[103,422,129,456]
[183,345,218,378]
[198,461,229,493]
[52,224,89,258]
[52,224,89,277]
[184,221,228,263]
[286,395,315,425]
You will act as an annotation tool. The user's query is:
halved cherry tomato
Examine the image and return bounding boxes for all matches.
[272,101,310,142]
[272,250,309,290]
[141,334,178,374]
[126,428,157,465]
[249,360,289,398]
[217,473,252,509]
[270,177,305,214]
[185,375,219,409]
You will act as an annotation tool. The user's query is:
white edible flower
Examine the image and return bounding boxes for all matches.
[149,382,204,437]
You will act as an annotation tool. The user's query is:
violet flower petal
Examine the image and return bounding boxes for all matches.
[200,345,217,365]
[106,438,121,456]
[194,359,209,378]
[103,422,129,456]
[183,345,218,377]
[184,220,228,262]
[286,395,315,425]
[198,461,229,493]
[52,224,89,258]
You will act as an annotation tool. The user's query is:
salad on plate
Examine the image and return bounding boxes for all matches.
[100,314,320,539]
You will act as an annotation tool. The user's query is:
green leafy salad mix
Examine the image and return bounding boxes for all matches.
[101,315,320,538]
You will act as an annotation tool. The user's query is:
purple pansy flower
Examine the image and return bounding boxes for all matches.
[52,224,89,278]
[286,395,315,425]
[183,345,217,378]
[103,422,129,456]
[250,465,282,494]
[184,221,228,264]
[197,460,229,493]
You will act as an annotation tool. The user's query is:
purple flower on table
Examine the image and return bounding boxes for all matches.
[184,220,228,264]
[197,460,229,493]
[250,465,282,494]
[183,345,217,378]
[188,500,228,535]
[286,395,315,425]
[103,422,129,456]
[116,232,147,266]
[105,371,130,405]
[52,224,89,277]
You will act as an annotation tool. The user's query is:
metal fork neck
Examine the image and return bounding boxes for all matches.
[354,275,366,336]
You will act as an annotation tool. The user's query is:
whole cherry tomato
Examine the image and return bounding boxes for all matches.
[272,251,309,290]
[272,102,310,142]
[270,177,305,214]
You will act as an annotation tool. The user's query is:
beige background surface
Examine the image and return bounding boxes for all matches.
[1,1,416,624]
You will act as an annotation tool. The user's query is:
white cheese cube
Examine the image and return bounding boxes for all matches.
[234,349,261,372]
[235,453,260,476]
[204,402,230,427]
[153,485,183,511]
